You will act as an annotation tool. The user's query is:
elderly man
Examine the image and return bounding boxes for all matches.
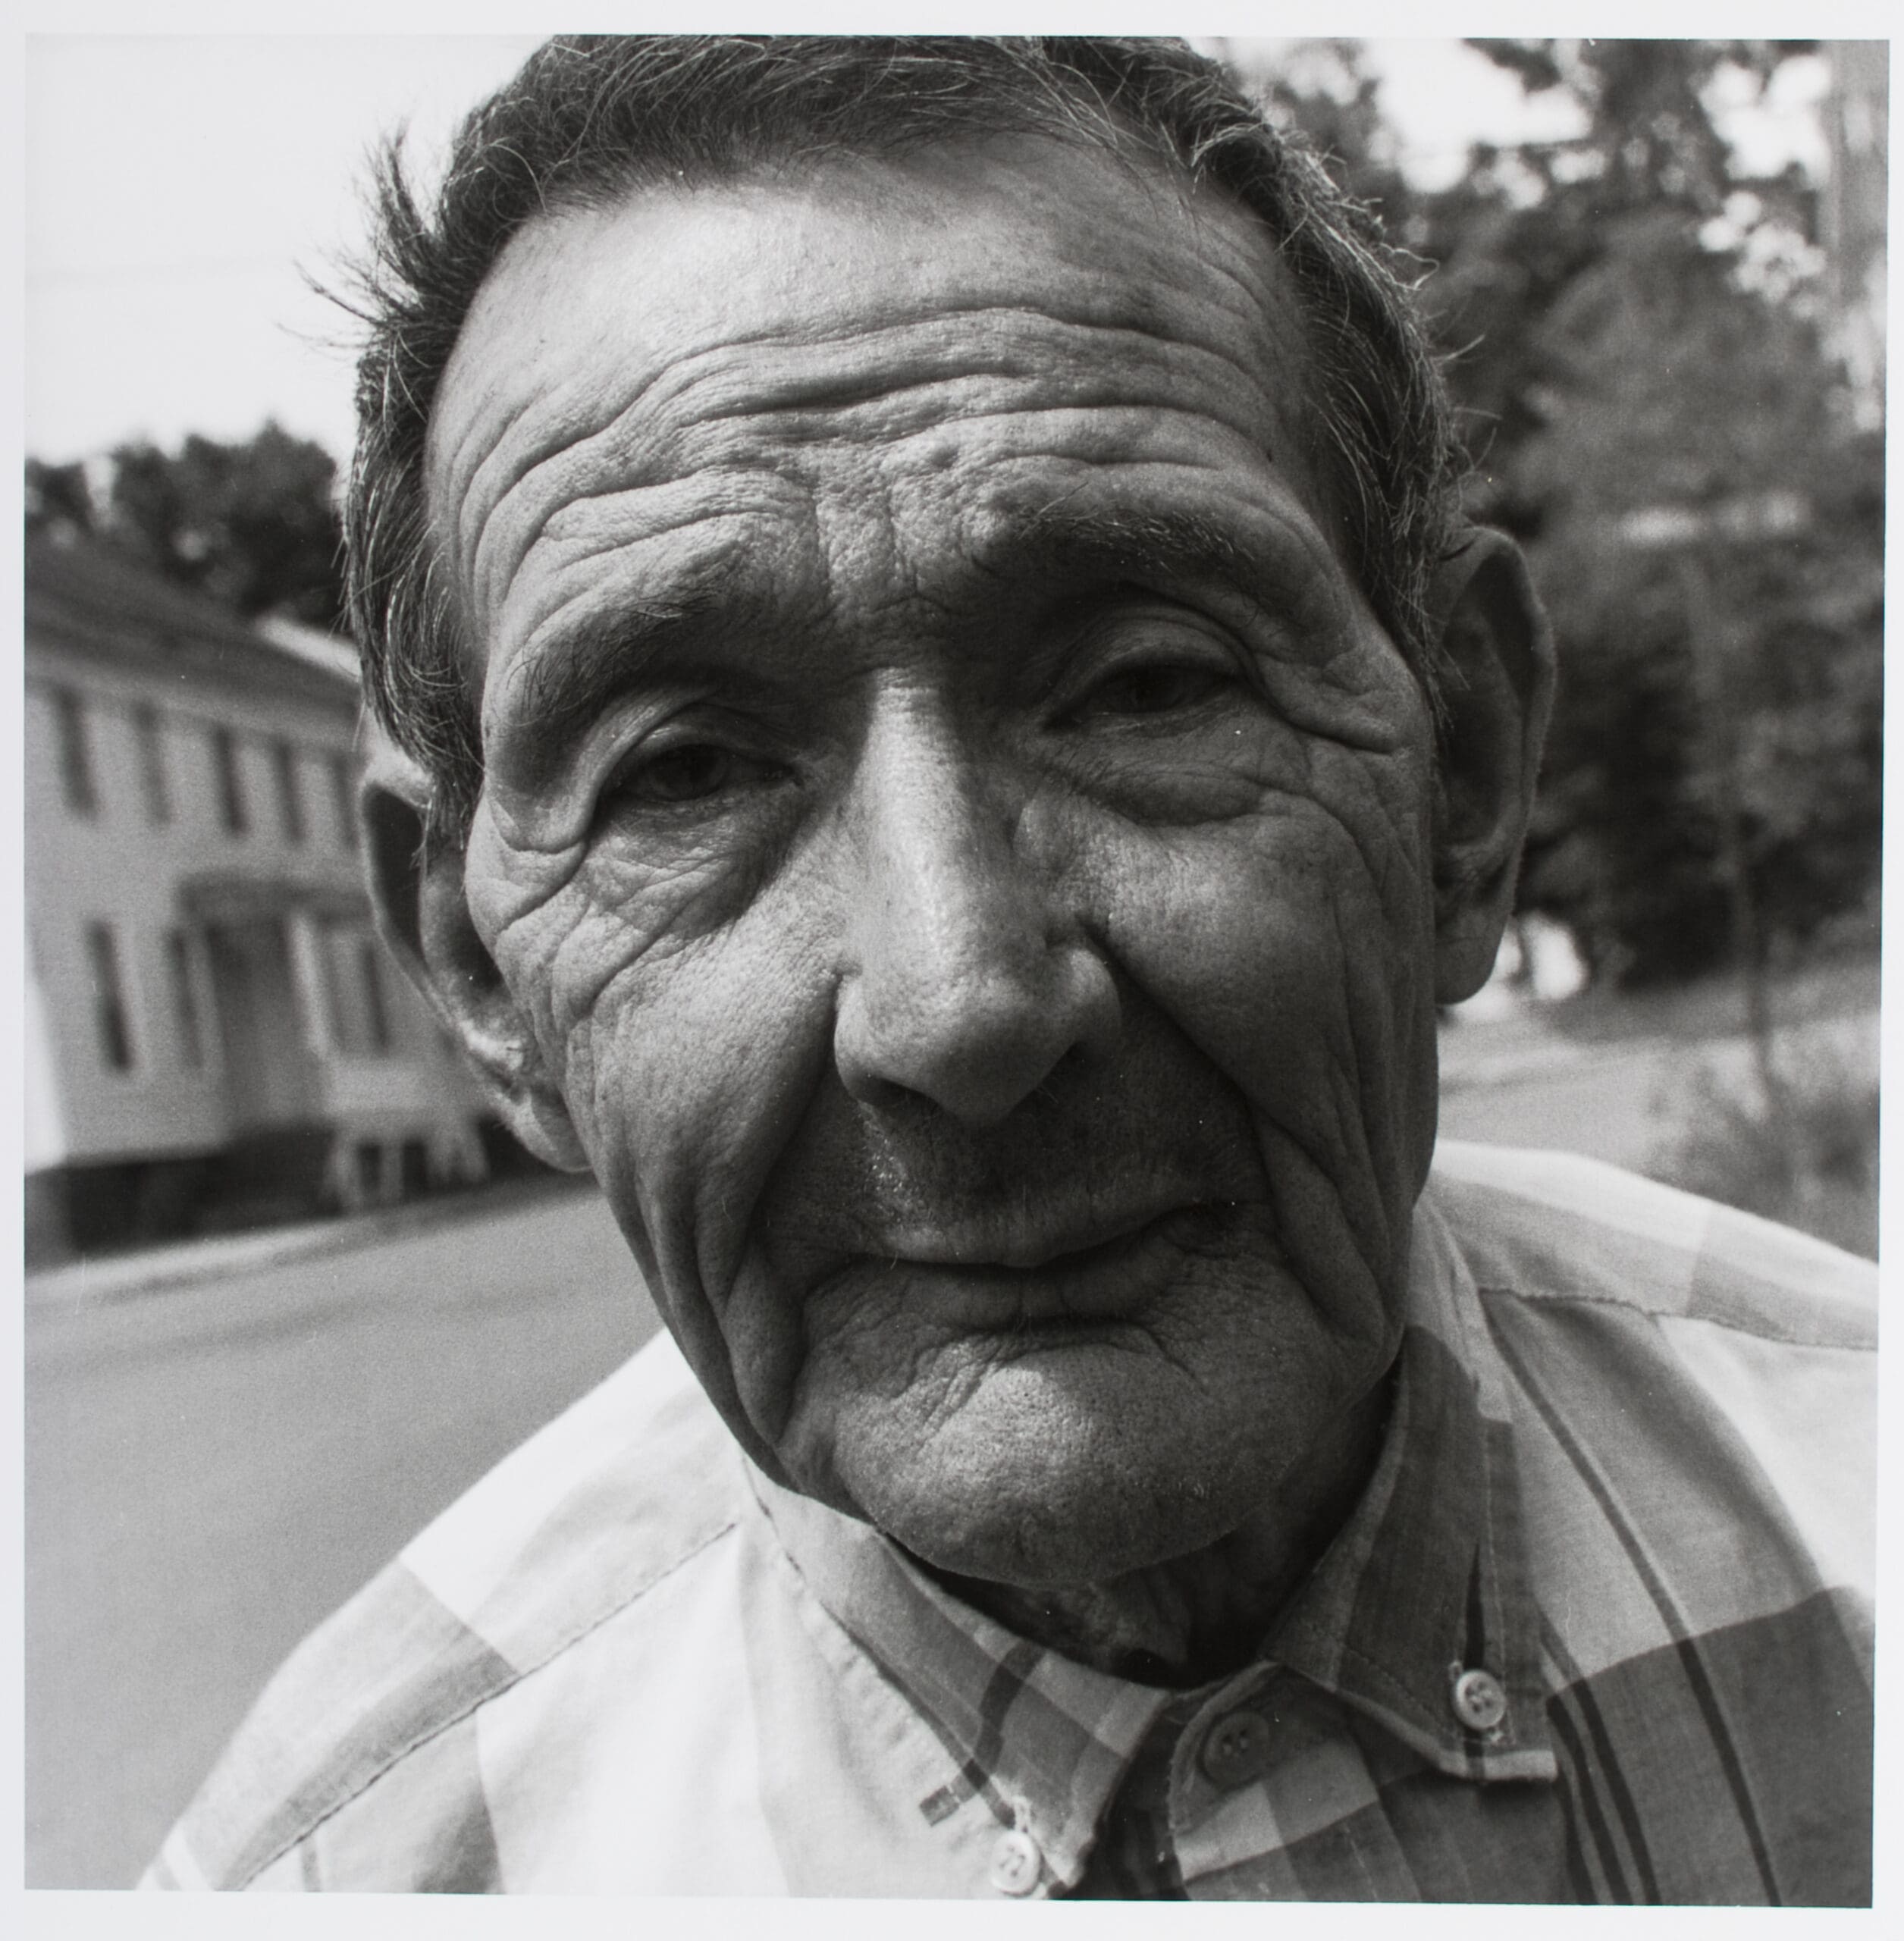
[149,37,1873,1902]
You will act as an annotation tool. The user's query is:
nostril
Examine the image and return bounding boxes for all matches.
[836,1061,913,1115]
[833,942,1121,1127]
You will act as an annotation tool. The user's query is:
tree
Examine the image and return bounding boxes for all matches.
[1244,39,1880,992]
[1413,39,1822,532]
[28,423,349,630]
[1447,45,1882,994]
[1511,210,1881,996]
[25,457,96,536]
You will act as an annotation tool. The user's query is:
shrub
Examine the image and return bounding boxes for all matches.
[1651,1058,1878,1258]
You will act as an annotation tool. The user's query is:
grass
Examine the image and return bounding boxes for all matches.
[1650,1055,1879,1259]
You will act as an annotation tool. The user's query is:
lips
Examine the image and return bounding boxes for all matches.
[872,1190,1195,1270]
[820,1199,1232,1331]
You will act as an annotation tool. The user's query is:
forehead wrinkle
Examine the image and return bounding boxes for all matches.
[449,264,1288,522]
[449,337,845,636]
[503,497,767,667]
[466,342,1292,683]
[488,547,744,797]
[475,305,1261,537]
[695,341,1281,477]
[497,475,814,672]
[430,378,556,595]
[456,397,669,640]
[434,294,764,631]
[649,300,1256,415]
[481,334,1291,619]
[434,165,1320,626]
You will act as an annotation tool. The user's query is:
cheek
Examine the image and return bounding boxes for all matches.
[1083,749,1438,1301]
[478,821,786,1134]
[1096,756,1435,1077]
[566,908,833,1272]
[492,843,845,1461]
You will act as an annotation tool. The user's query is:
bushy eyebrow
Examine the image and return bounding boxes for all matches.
[493,574,726,795]
[1014,503,1242,582]
[1001,502,1323,627]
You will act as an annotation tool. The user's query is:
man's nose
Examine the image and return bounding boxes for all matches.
[832,714,1119,1127]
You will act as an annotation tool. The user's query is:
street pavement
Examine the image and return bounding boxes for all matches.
[25,1179,657,1889]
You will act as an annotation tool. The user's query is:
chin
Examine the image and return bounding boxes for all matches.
[819,1380,1268,1593]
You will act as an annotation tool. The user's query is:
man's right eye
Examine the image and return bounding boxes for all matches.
[626,744,733,803]
[607,741,775,809]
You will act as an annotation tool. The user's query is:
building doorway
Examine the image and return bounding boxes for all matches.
[205,917,318,1130]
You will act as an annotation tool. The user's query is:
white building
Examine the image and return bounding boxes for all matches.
[24,530,489,1264]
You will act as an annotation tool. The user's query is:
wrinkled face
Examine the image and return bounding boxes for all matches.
[428,138,1446,1589]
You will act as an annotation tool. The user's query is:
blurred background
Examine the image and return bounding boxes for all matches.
[23,36,1886,1886]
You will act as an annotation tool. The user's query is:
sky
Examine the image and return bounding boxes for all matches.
[24,34,1838,469]
[26,36,547,466]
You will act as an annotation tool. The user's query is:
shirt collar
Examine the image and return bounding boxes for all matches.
[1268,1184,1555,1783]
[748,1465,1172,1889]
[748,1178,1553,1885]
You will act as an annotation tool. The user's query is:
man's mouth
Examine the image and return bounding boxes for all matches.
[873,1190,1194,1269]
[836,1200,1231,1329]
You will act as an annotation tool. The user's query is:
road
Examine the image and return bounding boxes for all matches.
[25,1181,658,1889]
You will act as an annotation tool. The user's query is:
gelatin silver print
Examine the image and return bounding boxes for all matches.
[24,33,1883,1903]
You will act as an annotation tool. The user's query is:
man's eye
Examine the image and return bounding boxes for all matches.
[612,742,751,806]
[1076,663,1228,720]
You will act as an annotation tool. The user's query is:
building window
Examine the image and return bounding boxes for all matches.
[164,929,205,1068]
[274,740,306,845]
[316,920,398,1058]
[52,687,97,816]
[212,726,247,834]
[330,752,359,853]
[84,920,135,1072]
[359,940,393,1054]
[133,703,171,825]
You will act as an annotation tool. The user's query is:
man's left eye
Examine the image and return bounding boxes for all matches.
[609,742,773,807]
[1073,663,1230,721]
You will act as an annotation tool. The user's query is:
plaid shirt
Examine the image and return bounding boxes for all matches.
[146,1142,1875,1902]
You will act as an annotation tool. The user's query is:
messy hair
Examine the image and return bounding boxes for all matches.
[343,35,1464,845]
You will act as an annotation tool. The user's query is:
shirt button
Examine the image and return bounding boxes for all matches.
[1199,1707,1274,1789]
[1451,1667,1508,1732]
[989,1828,1042,1896]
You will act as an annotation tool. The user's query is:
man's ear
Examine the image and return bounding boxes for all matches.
[1426,529,1557,1005]
[359,732,590,1173]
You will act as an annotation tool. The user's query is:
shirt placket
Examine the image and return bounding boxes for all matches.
[1163,1667,1417,1900]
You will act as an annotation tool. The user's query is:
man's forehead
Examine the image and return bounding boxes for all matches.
[458,128,1288,327]
[423,133,1322,526]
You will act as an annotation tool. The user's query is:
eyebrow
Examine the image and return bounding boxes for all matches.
[1014,503,1244,582]
[493,574,726,795]
[1001,501,1321,627]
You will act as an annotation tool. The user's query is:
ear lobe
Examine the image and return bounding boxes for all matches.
[1427,530,1557,1005]
[359,733,590,1173]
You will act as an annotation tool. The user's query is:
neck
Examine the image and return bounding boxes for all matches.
[933,1369,1396,1687]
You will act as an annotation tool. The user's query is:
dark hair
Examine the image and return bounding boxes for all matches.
[343,35,1463,845]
